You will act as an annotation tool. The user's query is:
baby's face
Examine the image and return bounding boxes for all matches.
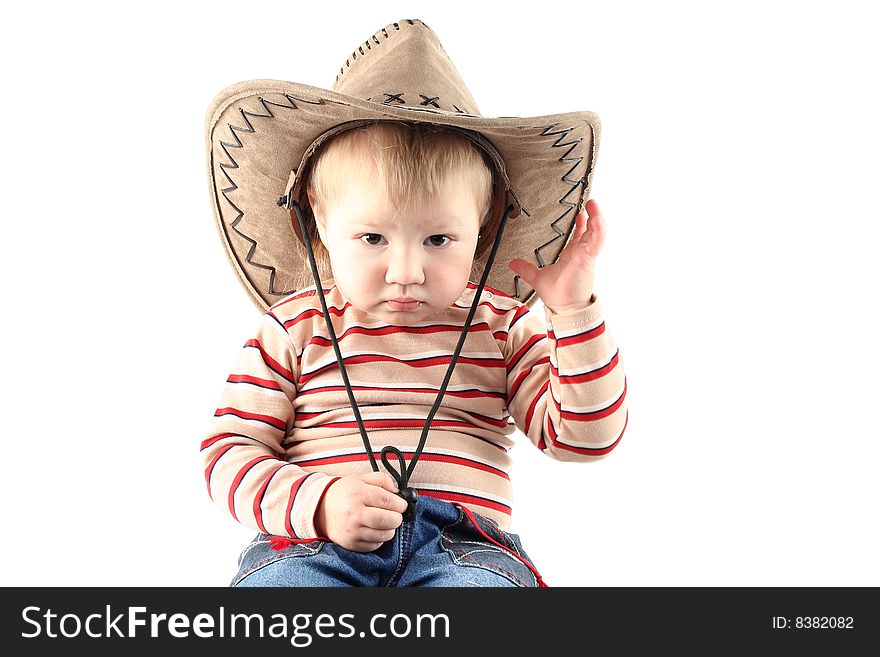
[314,176,481,325]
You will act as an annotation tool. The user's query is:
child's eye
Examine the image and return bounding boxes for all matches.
[360,234,386,246]
[426,235,450,247]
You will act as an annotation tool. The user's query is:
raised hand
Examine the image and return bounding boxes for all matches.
[508,199,606,314]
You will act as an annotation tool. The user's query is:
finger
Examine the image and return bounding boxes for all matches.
[571,208,588,240]
[347,537,389,553]
[581,201,605,253]
[508,258,540,286]
[558,211,588,259]
[361,505,405,531]
[352,525,397,545]
[363,482,409,514]
[584,200,604,236]
[358,471,399,494]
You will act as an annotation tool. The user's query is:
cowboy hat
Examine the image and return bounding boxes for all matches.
[205,18,600,311]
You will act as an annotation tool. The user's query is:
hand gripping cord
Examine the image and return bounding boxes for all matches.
[293,201,513,520]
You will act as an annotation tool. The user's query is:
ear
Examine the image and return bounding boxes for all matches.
[306,187,328,243]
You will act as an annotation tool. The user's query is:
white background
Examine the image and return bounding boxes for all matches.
[2,0,877,587]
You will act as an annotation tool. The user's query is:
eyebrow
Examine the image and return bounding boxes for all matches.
[349,218,470,230]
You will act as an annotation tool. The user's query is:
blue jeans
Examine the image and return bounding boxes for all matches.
[232,496,541,587]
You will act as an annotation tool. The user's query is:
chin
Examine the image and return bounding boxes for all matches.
[374,304,440,325]
[378,311,429,325]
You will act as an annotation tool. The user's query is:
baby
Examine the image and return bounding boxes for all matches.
[203,19,627,587]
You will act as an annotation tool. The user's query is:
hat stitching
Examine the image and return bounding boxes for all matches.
[531,124,592,270]
[215,94,326,297]
[368,93,472,115]
[344,21,404,68]
[379,104,482,119]
[336,19,417,84]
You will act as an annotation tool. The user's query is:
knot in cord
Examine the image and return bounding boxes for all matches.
[381,446,419,521]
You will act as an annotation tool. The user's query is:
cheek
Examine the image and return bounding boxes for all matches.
[455,244,478,270]
[432,251,476,285]
[330,249,380,287]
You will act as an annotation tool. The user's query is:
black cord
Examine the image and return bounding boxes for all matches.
[293,201,512,519]
[294,202,379,473]
[401,205,512,483]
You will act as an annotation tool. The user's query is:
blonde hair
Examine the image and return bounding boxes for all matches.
[301,122,495,282]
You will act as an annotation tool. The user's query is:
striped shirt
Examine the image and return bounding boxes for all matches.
[201,282,627,536]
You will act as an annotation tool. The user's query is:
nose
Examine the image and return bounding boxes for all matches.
[384,244,425,286]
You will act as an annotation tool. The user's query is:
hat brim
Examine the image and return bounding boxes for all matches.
[206,79,600,311]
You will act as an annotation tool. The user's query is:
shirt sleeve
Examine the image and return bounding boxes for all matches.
[504,295,628,461]
[200,310,337,539]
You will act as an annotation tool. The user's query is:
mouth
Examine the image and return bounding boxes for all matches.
[386,298,423,312]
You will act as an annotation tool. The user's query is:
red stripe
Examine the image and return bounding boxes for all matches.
[554,380,627,422]
[455,503,547,587]
[296,411,510,429]
[297,414,492,429]
[473,302,512,316]
[524,380,549,433]
[549,322,605,347]
[544,387,627,456]
[284,474,312,538]
[550,410,628,456]
[204,444,236,499]
[227,374,283,390]
[508,357,549,402]
[228,455,276,521]
[507,333,546,373]
[552,350,620,384]
[304,418,483,430]
[297,384,504,401]
[294,451,509,479]
[294,409,507,428]
[399,453,509,478]
[419,489,511,515]
[214,407,286,431]
[270,287,327,310]
[466,282,514,301]
[285,304,351,328]
[455,297,516,317]
[268,536,329,551]
[469,410,510,428]
[200,432,239,451]
[310,477,341,538]
[299,353,505,385]
[252,463,287,533]
[546,413,558,445]
[307,322,494,346]
[509,304,530,327]
[244,339,295,381]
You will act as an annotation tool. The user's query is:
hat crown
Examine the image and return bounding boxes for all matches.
[332,19,481,117]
